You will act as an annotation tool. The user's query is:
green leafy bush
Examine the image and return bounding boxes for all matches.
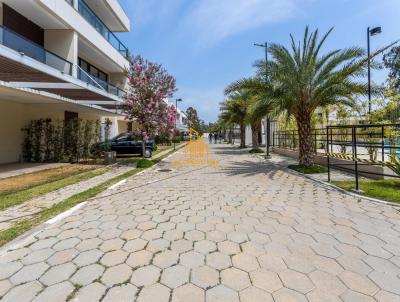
[137,159,154,168]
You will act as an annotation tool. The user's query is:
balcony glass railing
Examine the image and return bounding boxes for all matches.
[0,25,73,75]
[75,0,128,58]
[77,67,126,98]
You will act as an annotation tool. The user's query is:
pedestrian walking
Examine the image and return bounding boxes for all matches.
[214,133,218,144]
[208,133,212,144]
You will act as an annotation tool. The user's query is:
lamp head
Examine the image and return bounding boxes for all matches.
[370,27,382,36]
[176,98,182,102]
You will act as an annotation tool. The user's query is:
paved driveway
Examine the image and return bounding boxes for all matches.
[0,144,400,302]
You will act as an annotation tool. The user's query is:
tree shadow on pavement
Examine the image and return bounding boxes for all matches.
[217,160,282,179]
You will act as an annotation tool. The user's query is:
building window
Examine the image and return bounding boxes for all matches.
[78,58,108,82]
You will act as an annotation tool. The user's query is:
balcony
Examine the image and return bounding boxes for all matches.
[67,0,129,58]
[77,67,126,98]
[0,25,73,75]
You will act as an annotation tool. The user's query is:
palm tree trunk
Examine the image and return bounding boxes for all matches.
[239,122,246,148]
[297,113,314,166]
[251,123,259,149]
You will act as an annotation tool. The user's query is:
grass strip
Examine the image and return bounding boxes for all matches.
[0,146,181,246]
[288,164,328,174]
[0,165,99,195]
[332,179,400,204]
[0,167,109,211]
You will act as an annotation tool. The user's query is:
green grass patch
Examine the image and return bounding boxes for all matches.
[332,179,400,204]
[249,148,264,154]
[288,164,328,174]
[0,167,109,211]
[137,159,155,169]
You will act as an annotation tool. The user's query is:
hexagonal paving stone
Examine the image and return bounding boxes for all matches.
[194,240,217,254]
[100,250,128,266]
[161,265,189,288]
[221,267,250,291]
[101,264,132,287]
[34,281,74,302]
[29,238,58,250]
[307,290,342,302]
[206,252,232,270]
[21,248,55,265]
[153,250,179,269]
[339,271,379,296]
[75,238,102,252]
[39,262,77,286]
[218,241,240,255]
[273,287,308,302]
[283,254,315,274]
[278,270,315,294]
[250,269,283,293]
[71,264,105,286]
[100,238,125,252]
[73,249,103,267]
[206,285,239,302]
[46,249,78,266]
[0,279,12,297]
[257,254,287,272]
[1,281,43,302]
[131,265,161,287]
[137,283,170,302]
[232,253,259,272]
[170,239,193,254]
[10,262,48,285]
[341,290,376,302]
[71,282,106,301]
[171,283,205,302]
[239,286,274,302]
[123,238,147,252]
[102,284,138,302]
[185,230,205,241]
[191,265,219,289]
[179,251,204,268]
[53,238,80,251]
[126,250,153,268]
[0,261,23,280]
[309,270,346,296]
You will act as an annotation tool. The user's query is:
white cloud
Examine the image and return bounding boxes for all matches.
[181,0,298,47]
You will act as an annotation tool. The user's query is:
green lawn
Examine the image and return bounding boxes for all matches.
[288,164,328,174]
[332,179,400,204]
[0,167,109,211]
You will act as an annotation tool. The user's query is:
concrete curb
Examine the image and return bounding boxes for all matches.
[256,154,400,209]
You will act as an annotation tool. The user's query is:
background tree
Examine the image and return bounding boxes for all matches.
[185,107,201,131]
[383,46,400,92]
[124,55,177,157]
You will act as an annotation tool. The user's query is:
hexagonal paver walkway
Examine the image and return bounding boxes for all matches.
[1,143,400,301]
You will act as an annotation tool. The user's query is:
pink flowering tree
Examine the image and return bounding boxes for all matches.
[123,55,177,157]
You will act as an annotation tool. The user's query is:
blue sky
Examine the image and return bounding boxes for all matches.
[118,0,400,123]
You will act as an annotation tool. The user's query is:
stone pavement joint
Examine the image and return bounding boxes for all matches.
[0,143,400,301]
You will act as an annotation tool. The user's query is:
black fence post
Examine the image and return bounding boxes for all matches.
[352,126,359,191]
[381,125,385,163]
[326,126,331,182]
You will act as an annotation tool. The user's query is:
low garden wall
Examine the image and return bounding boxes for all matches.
[272,147,384,180]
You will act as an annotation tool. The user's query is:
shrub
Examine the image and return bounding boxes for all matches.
[249,148,264,154]
[172,136,181,144]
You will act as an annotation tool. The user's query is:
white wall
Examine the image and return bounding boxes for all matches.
[44,29,78,76]
[0,100,25,163]
[0,100,106,164]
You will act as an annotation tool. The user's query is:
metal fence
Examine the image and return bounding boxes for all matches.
[273,128,327,153]
[326,124,400,190]
[273,124,400,190]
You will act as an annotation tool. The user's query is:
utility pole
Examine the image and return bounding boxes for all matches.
[254,42,271,159]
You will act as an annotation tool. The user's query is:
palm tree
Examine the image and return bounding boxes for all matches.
[220,90,252,148]
[227,27,392,166]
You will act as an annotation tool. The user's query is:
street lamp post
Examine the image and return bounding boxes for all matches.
[254,42,271,159]
[174,98,182,150]
[367,26,382,117]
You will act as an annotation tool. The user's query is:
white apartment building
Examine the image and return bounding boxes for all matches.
[0,0,131,163]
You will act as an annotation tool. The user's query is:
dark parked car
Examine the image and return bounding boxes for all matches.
[98,132,154,158]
